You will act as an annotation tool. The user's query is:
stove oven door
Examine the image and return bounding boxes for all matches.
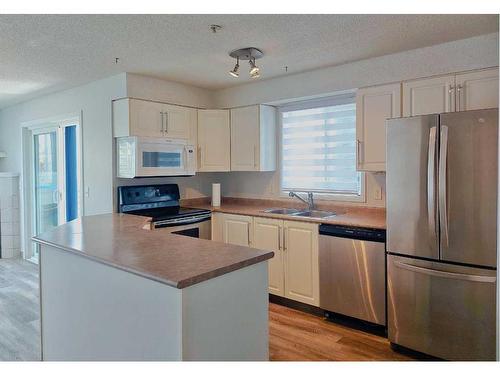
[154,218,211,240]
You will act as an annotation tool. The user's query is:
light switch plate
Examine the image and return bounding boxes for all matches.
[374,186,382,200]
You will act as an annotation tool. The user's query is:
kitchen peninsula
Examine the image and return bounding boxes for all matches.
[33,213,273,361]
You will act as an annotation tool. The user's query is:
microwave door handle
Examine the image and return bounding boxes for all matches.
[160,112,164,135]
[427,126,438,245]
[439,125,449,247]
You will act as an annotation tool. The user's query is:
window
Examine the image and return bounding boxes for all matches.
[280,95,363,198]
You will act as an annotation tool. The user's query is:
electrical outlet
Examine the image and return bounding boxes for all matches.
[374,186,382,200]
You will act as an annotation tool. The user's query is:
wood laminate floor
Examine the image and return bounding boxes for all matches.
[0,257,413,361]
[269,303,414,361]
[0,257,41,361]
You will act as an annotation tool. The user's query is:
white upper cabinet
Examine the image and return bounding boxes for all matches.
[455,68,499,111]
[113,98,194,140]
[197,109,231,172]
[162,104,192,139]
[402,68,498,116]
[230,105,277,171]
[402,74,456,117]
[356,83,401,171]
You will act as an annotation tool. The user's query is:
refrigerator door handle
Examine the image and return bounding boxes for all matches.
[394,261,496,283]
[439,125,449,247]
[427,126,438,244]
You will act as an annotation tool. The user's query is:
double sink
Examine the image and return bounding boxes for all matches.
[263,208,336,219]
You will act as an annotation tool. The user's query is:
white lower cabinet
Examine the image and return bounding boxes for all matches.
[283,220,319,306]
[253,217,285,297]
[216,213,320,306]
[221,213,253,247]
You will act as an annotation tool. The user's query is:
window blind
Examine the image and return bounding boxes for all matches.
[280,97,361,195]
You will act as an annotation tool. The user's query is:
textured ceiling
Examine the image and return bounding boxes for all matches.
[0,14,498,108]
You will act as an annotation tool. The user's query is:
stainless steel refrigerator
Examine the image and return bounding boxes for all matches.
[386,109,498,360]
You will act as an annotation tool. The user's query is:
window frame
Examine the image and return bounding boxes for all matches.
[277,95,366,203]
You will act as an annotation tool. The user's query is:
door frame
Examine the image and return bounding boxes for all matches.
[21,112,84,261]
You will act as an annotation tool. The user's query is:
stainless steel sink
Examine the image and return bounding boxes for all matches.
[263,208,303,215]
[292,210,336,218]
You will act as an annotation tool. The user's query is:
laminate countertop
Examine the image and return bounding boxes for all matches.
[183,197,386,230]
[32,213,273,289]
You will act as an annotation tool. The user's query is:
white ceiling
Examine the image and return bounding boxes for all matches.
[0,14,498,108]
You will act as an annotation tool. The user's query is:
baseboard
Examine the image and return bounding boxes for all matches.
[390,343,442,361]
[269,294,324,317]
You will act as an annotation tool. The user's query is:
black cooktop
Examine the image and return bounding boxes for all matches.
[117,184,210,222]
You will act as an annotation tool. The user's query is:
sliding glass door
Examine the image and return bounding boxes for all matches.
[28,121,81,263]
[33,128,62,243]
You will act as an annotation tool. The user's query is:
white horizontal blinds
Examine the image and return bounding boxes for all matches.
[281,95,361,194]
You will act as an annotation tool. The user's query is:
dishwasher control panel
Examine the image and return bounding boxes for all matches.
[318,224,386,242]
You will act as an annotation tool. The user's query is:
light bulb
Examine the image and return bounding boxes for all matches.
[249,58,260,76]
[229,58,240,78]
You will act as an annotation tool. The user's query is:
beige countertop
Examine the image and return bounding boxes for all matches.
[33,213,273,289]
[183,197,386,230]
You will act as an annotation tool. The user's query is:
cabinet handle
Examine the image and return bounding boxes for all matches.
[247,223,252,246]
[160,112,164,134]
[283,227,287,251]
[278,226,281,250]
[356,139,362,164]
[448,85,454,112]
[198,146,202,167]
[457,84,463,111]
[165,111,169,134]
[253,145,257,169]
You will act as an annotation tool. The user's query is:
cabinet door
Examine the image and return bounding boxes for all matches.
[283,220,319,306]
[455,68,499,111]
[222,214,253,247]
[198,110,231,172]
[231,106,260,171]
[162,104,191,139]
[129,99,164,137]
[402,74,456,117]
[211,212,223,243]
[356,83,401,171]
[253,217,284,296]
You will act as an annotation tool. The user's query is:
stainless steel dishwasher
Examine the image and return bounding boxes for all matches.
[319,224,386,325]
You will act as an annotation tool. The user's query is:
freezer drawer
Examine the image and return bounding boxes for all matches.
[387,254,496,360]
[319,234,386,325]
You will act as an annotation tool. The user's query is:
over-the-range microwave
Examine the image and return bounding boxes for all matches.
[116,136,196,178]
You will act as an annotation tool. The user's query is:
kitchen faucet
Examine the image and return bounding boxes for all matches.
[288,191,315,210]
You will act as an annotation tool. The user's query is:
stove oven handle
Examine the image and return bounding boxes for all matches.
[154,214,211,228]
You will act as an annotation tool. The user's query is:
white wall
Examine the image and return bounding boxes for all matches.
[126,73,214,108]
[212,32,499,207]
[0,74,127,216]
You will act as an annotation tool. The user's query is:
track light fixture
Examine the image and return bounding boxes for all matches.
[229,47,263,79]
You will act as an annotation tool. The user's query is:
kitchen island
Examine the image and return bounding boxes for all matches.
[33,213,273,361]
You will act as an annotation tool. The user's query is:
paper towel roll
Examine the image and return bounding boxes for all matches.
[212,183,221,207]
